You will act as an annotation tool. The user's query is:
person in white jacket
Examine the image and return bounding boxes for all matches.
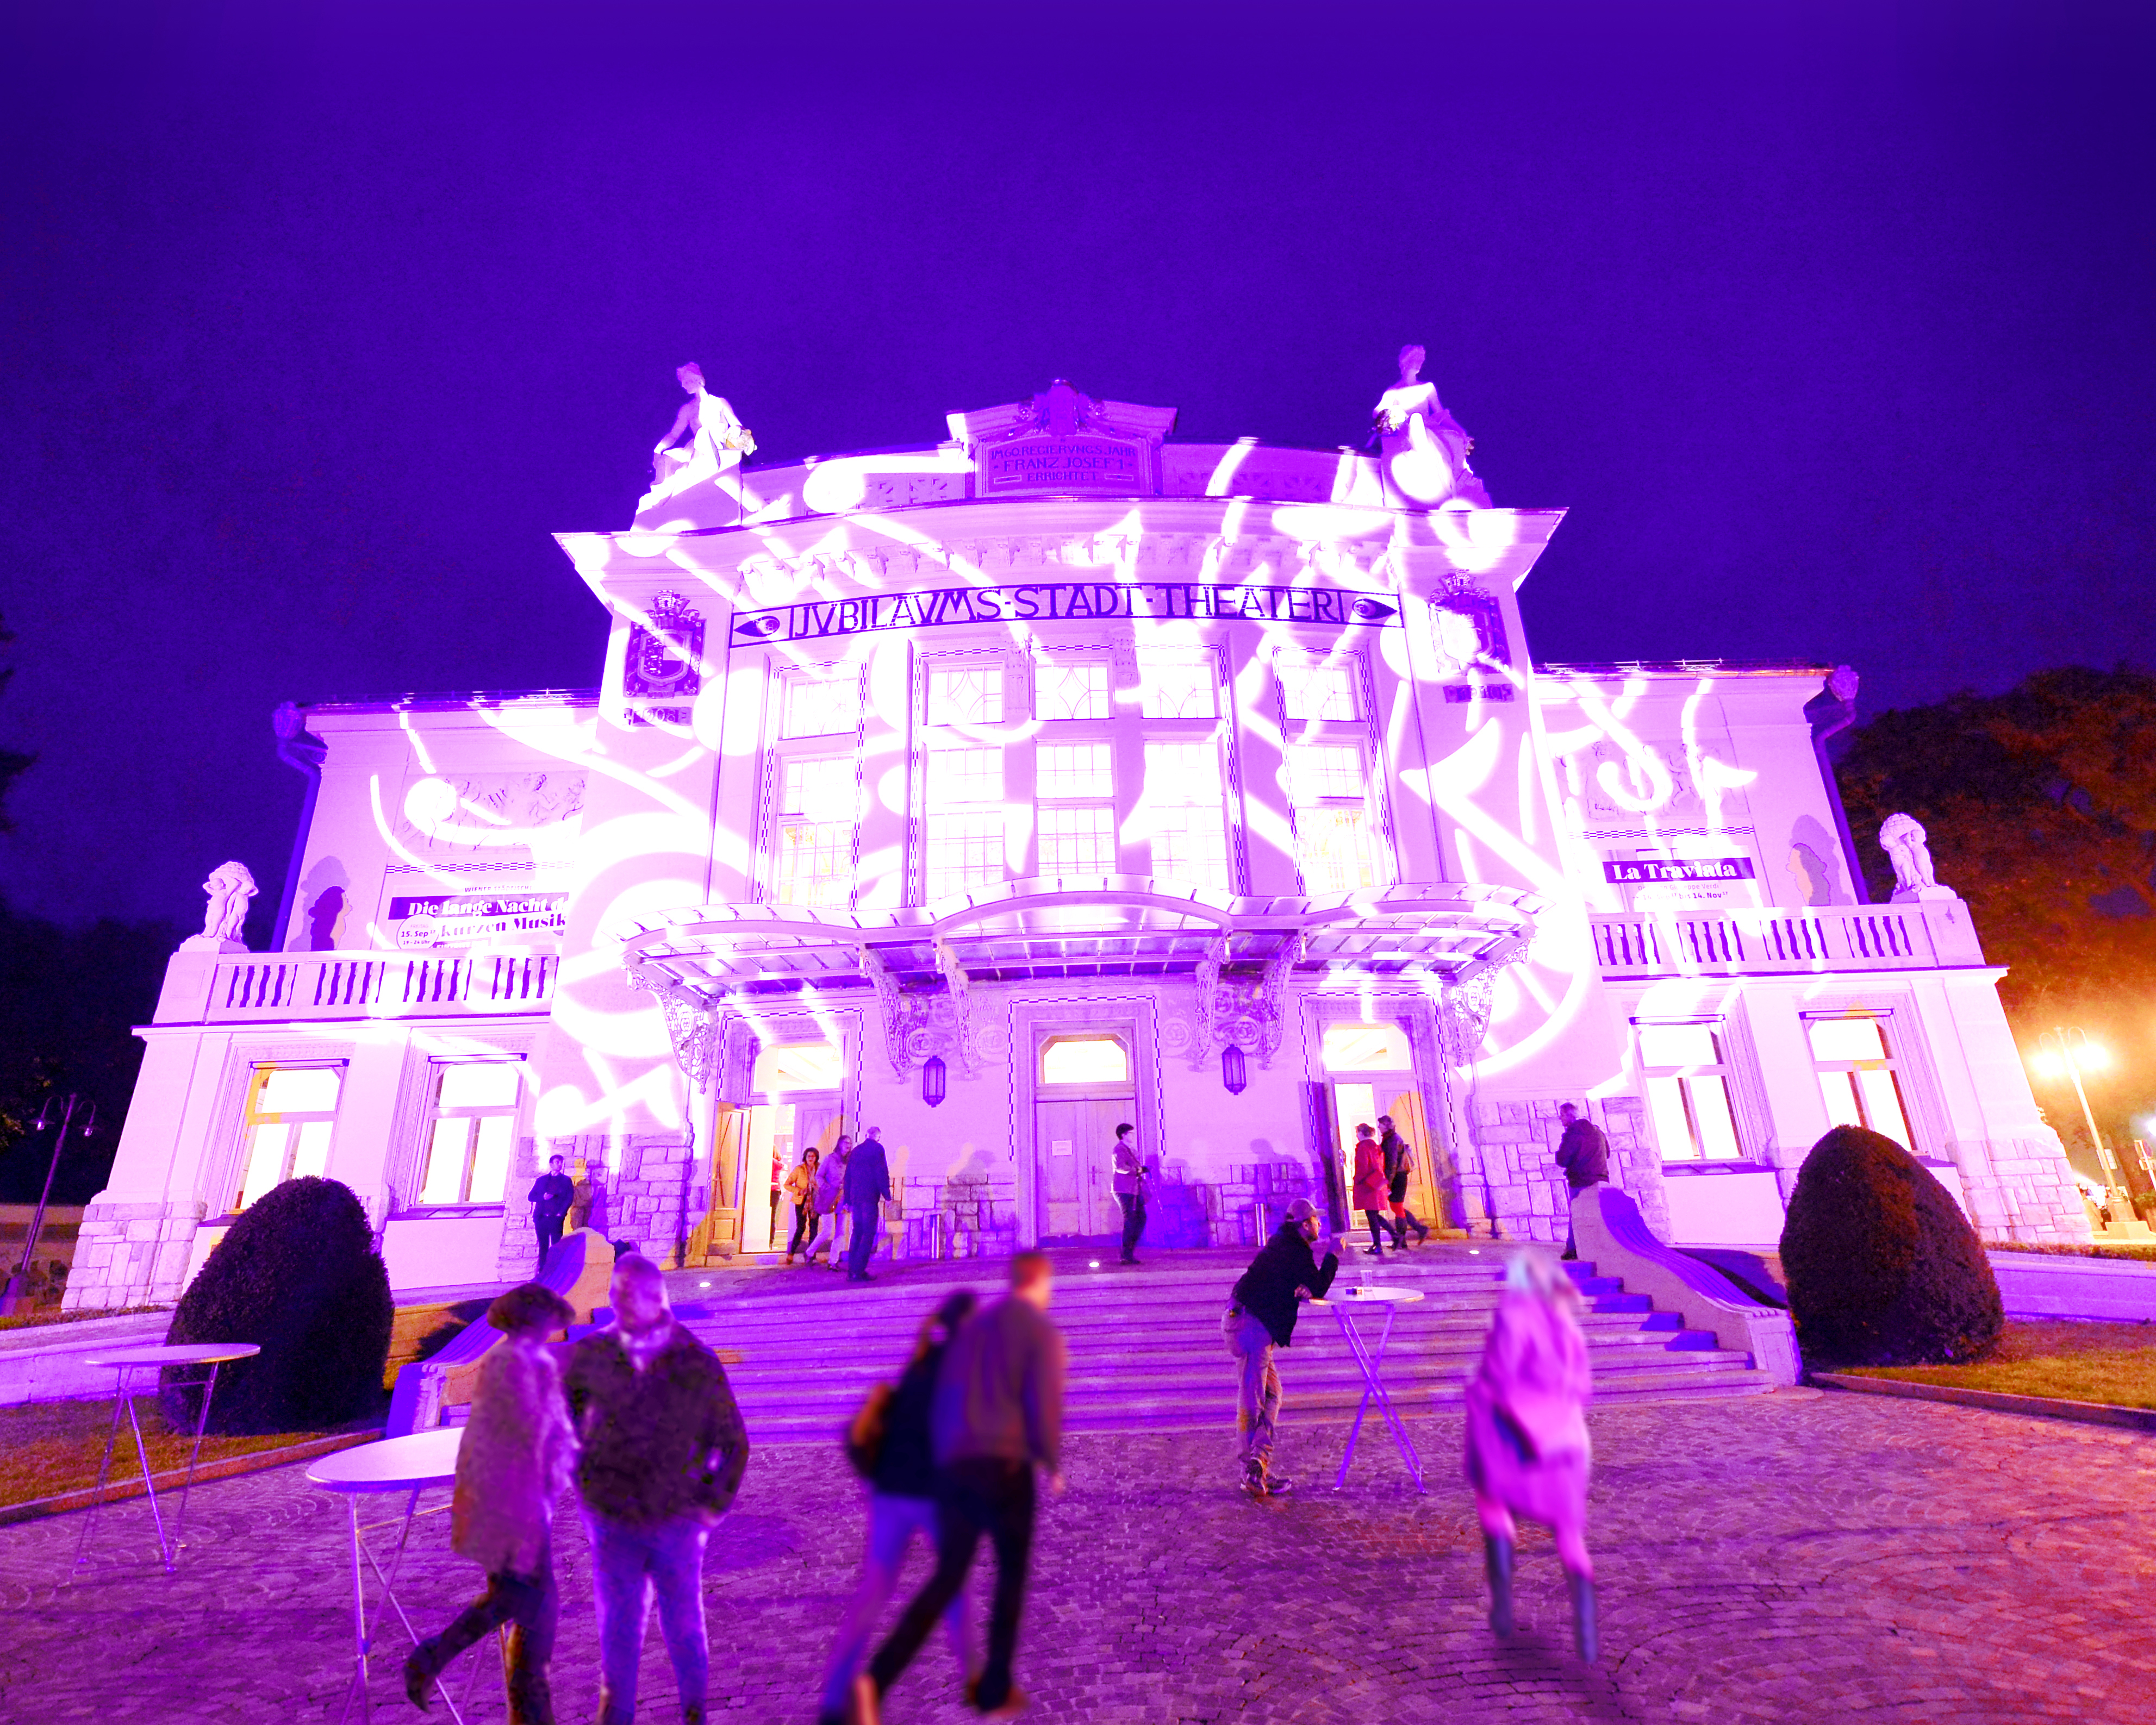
[405,1283,579,1723]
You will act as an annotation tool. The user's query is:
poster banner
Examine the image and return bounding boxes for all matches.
[386,892,569,951]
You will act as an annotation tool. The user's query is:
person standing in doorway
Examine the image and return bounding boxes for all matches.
[1350,1123,1395,1255]
[857,1251,1066,1723]
[783,1147,821,1266]
[845,1127,892,1283]
[563,1254,750,1725]
[1111,1122,1146,1265]
[815,1135,852,1270]
[1554,1103,1610,1260]
[1224,1197,1339,1498]
[1379,1115,1433,1247]
[404,1283,578,1723]
[816,1289,979,1725]
[528,1154,576,1268]
[1465,1250,1598,1661]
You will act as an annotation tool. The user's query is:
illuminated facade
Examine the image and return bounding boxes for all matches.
[68,379,2090,1307]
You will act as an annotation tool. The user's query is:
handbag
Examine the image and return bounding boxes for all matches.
[844,1381,894,1480]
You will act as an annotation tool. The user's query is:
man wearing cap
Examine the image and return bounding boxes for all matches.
[1223,1197,1340,1498]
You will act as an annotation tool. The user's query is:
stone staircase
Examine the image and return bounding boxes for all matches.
[672,1240,1774,1448]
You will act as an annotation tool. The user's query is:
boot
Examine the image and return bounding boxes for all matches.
[1568,1570,1598,1662]
[403,1638,444,1710]
[1484,1534,1516,1638]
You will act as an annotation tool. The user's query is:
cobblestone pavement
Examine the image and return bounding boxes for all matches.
[2,1389,2151,1723]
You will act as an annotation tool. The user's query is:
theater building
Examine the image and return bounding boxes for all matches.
[67,376,2090,1308]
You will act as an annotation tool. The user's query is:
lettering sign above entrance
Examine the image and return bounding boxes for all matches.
[730,582,1401,647]
[1602,857,1756,884]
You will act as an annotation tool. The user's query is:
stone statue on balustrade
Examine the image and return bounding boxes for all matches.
[651,362,755,492]
[1880,813,1952,902]
[1372,343,1491,510]
[180,860,257,952]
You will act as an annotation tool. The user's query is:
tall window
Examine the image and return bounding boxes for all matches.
[1038,660,1111,721]
[1281,660,1360,723]
[418,1060,522,1205]
[1144,741,1232,889]
[235,1064,343,1210]
[928,665,1003,726]
[1037,743,1117,875]
[924,745,1007,899]
[774,756,858,907]
[1806,1016,1914,1148]
[1287,743,1377,892]
[782,670,861,740]
[1638,1023,1744,1162]
[1138,653,1217,720]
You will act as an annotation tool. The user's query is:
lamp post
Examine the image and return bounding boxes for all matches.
[2035,1028,2114,1190]
[0,1093,96,1317]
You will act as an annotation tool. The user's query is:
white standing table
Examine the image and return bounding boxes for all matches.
[308,1427,466,1725]
[75,1341,261,1573]
[1311,1285,1425,1491]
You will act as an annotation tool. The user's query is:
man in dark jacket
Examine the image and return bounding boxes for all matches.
[563,1254,749,1725]
[861,1251,1066,1721]
[1225,1197,1339,1498]
[527,1153,576,1264]
[844,1126,892,1283]
[1554,1102,1611,1259]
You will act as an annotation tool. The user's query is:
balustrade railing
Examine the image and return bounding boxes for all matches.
[1589,903,1946,978]
[177,951,559,1024]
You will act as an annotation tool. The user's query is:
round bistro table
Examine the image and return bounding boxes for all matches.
[74,1341,261,1573]
[307,1427,466,1725]
[1310,1285,1426,1491]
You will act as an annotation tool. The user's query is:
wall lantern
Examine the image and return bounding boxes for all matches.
[1221,1043,1248,1095]
[922,1054,948,1108]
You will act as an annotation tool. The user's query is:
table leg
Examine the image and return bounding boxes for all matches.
[338,1498,370,1725]
[1331,1308,1425,1492]
[357,1488,467,1725]
[1332,1308,1376,1489]
[166,1361,221,1565]
[71,1372,129,1572]
[124,1382,176,1571]
[1361,1308,1424,1491]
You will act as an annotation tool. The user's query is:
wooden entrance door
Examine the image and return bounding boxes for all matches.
[1329,1078,1446,1230]
[1037,1096,1128,1241]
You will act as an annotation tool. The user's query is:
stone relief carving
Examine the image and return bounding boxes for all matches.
[624,591,704,728]
[1186,936,1302,1071]
[1880,812,1951,900]
[1373,343,1491,511]
[651,362,755,492]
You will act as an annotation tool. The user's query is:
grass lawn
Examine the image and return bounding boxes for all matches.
[1845,1320,2156,1409]
[0,1398,339,1508]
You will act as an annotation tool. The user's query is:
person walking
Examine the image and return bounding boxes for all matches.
[563,1254,751,1725]
[1553,1103,1610,1260]
[1378,1115,1432,1246]
[816,1290,980,1725]
[1224,1196,1339,1499]
[1350,1124,1397,1255]
[527,1154,576,1267]
[845,1128,892,1283]
[856,1251,1067,1723]
[817,1135,853,1270]
[1465,1250,1598,1661]
[404,1283,579,1723]
[1111,1122,1146,1265]
[783,1147,821,1265]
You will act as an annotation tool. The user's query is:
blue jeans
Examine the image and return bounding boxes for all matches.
[583,1510,711,1724]
[819,1491,970,1715]
[847,1202,880,1277]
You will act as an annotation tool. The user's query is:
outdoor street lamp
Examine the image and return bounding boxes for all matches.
[2031,1028,2116,1190]
[0,1092,96,1317]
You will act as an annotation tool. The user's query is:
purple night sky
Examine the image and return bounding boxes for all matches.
[2,1,2150,932]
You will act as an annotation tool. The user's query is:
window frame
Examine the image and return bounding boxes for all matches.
[1634,1018,1748,1164]
[233,1061,346,1214]
[411,1057,527,1210]
[1802,1011,1917,1151]
[765,663,867,908]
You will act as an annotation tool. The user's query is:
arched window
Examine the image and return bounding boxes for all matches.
[752,1041,844,1093]
[1322,1022,1411,1072]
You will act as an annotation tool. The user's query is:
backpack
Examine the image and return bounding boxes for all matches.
[844,1381,894,1480]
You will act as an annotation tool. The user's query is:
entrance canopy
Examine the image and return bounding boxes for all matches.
[616,876,1537,1005]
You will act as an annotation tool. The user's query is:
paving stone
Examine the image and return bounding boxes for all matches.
[0,1391,2150,1721]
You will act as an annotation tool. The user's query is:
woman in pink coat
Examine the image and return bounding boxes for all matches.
[1349,1124,1394,1258]
[1463,1251,1597,1660]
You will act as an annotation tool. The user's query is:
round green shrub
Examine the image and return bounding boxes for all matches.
[160,1177,393,1433]
[1780,1125,2004,1368]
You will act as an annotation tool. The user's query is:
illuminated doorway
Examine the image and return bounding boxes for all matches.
[734,1041,845,1257]
[1035,1033,1134,1241]
[1320,1021,1445,1232]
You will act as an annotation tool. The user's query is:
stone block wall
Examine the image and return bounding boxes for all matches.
[1953,1135,2095,1246]
[499,1133,706,1279]
[64,1199,202,1311]
[1462,1096,1667,1243]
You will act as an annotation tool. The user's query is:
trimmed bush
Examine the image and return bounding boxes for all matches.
[160,1177,392,1433]
[1780,1126,2004,1368]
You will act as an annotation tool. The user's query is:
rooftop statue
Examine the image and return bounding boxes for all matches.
[180,860,257,952]
[1879,812,1947,901]
[650,362,755,494]
[1373,343,1490,510]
